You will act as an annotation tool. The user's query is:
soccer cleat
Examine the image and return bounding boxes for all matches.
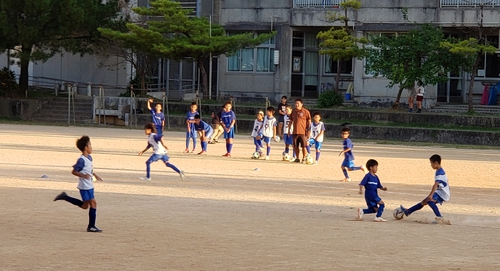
[179,171,186,181]
[342,178,351,182]
[265,156,270,160]
[222,153,231,157]
[191,149,196,153]
[198,151,207,155]
[408,109,413,113]
[87,226,103,233]
[139,177,151,181]
[294,158,300,163]
[54,192,67,201]
[400,205,409,216]
[313,161,319,165]
[183,149,189,153]
[357,208,363,219]
[374,217,387,222]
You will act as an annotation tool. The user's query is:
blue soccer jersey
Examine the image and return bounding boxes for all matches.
[435,167,450,201]
[359,173,383,201]
[186,111,198,129]
[343,138,354,161]
[151,109,165,126]
[194,120,214,137]
[221,110,236,128]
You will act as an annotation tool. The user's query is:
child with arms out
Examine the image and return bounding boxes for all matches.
[147,99,165,137]
[357,159,388,222]
[54,136,104,233]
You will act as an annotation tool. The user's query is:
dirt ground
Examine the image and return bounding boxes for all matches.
[0,123,499,270]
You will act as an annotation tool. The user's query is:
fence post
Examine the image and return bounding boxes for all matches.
[230,96,237,133]
[163,92,170,130]
[67,83,72,127]
[129,84,135,129]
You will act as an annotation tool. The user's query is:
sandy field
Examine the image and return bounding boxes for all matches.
[0,123,499,270]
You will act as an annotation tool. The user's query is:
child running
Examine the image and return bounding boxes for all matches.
[147,99,165,137]
[400,154,451,224]
[357,159,388,222]
[257,107,277,160]
[184,102,199,153]
[339,127,366,182]
[139,122,185,181]
[220,101,236,157]
[193,114,213,155]
[250,111,265,157]
[309,112,325,165]
[53,136,104,233]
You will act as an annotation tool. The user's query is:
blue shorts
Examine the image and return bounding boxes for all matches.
[224,127,235,139]
[263,136,273,144]
[308,138,322,150]
[365,196,382,209]
[79,188,95,202]
[432,193,445,205]
[146,153,170,164]
[342,159,356,168]
[284,134,293,145]
[253,137,263,147]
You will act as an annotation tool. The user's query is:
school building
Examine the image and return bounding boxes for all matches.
[1,0,500,107]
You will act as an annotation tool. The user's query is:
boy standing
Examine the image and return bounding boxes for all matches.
[221,102,236,157]
[309,112,325,165]
[339,127,366,182]
[283,105,295,161]
[184,102,199,153]
[257,107,277,160]
[357,159,388,222]
[251,111,265,156]
[416,80,425,113]
[139,123,185,181]
[288,99,311,163]
[54,136,103,233]
[400,154,450,223]
[277,96,288,139]
[147,99,165,137]
[193,114,214,155]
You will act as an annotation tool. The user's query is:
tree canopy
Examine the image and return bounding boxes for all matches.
[99,0,274,96]
[0,0,123,91]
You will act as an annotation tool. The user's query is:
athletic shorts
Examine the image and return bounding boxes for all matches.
[284,134,293,145]
[292,134,308,148]
[416,95,423,102]
[224,127,235,139]
[253,137,263,148]
[308,138,322,150]
[263,136,273,144]
[341,159,356,168]
[365,196,382,209]
[79,188,95,202]
[147,153,170,164]
[205,130,214,139]
[431,193,445,205]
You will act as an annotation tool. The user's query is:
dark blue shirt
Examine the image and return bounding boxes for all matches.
[150,109,164,126]
[343,138,354,161]
[221,110,236,128]
[359,173,383,200]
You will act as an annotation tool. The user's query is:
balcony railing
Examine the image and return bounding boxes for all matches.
[293,0,344,8]
[441,0,500,7]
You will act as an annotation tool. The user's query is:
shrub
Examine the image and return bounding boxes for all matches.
[317,90,344,108]
[0,68,20,98]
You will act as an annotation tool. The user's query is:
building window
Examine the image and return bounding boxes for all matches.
[227,32,275,72]
[324,55,353,75]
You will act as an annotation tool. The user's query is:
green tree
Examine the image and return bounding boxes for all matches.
[0,0,122,91]
[100,0,274,96]
[317,0,366,94]
[365,24,463,108]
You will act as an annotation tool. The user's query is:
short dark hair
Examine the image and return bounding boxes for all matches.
[223,101,231,107]
[341,127,350,133]
[190,102,198,106]
[76,136,90,152]
[430,154,441,164]
[266,106,275,113]
[366,159,378,170]
[313,112,321,117]
[281,95,287,100]
[194,114,201,119]
[285,104,292,109]
[144,122,157,133]
[295,98,303,104]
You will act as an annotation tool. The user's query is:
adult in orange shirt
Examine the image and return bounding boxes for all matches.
[288,98,311,163]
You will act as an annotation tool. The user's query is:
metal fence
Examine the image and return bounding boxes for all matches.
[293,0,344,8]
[440,0,500,7]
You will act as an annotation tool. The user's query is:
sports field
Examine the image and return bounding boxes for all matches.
[1,124,499,270]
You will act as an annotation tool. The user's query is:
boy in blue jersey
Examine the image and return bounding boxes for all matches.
[251,111,265,156]
[221,101,236,157]
[339,127,367,182]
[147,99,165,137]
[184,102,199,153]
[400,154,451,224]
[357,159,388,222]
[257,107,278,160]
[54,136,104,233]
[309,112,325,165]
[193,114,213,155]
[139,123,185,181]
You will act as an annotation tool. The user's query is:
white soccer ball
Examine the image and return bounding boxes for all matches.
[305,154,314,165]
[282,153,290,161]
[274,136,281,143]
[393,207,405,220]
[252,152,261,159]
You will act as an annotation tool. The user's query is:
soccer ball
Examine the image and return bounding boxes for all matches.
[282,153,290,161]
[251,152,261,159]
[305,154,314,165]
[274,136,281,142]
[393,207,405,220]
